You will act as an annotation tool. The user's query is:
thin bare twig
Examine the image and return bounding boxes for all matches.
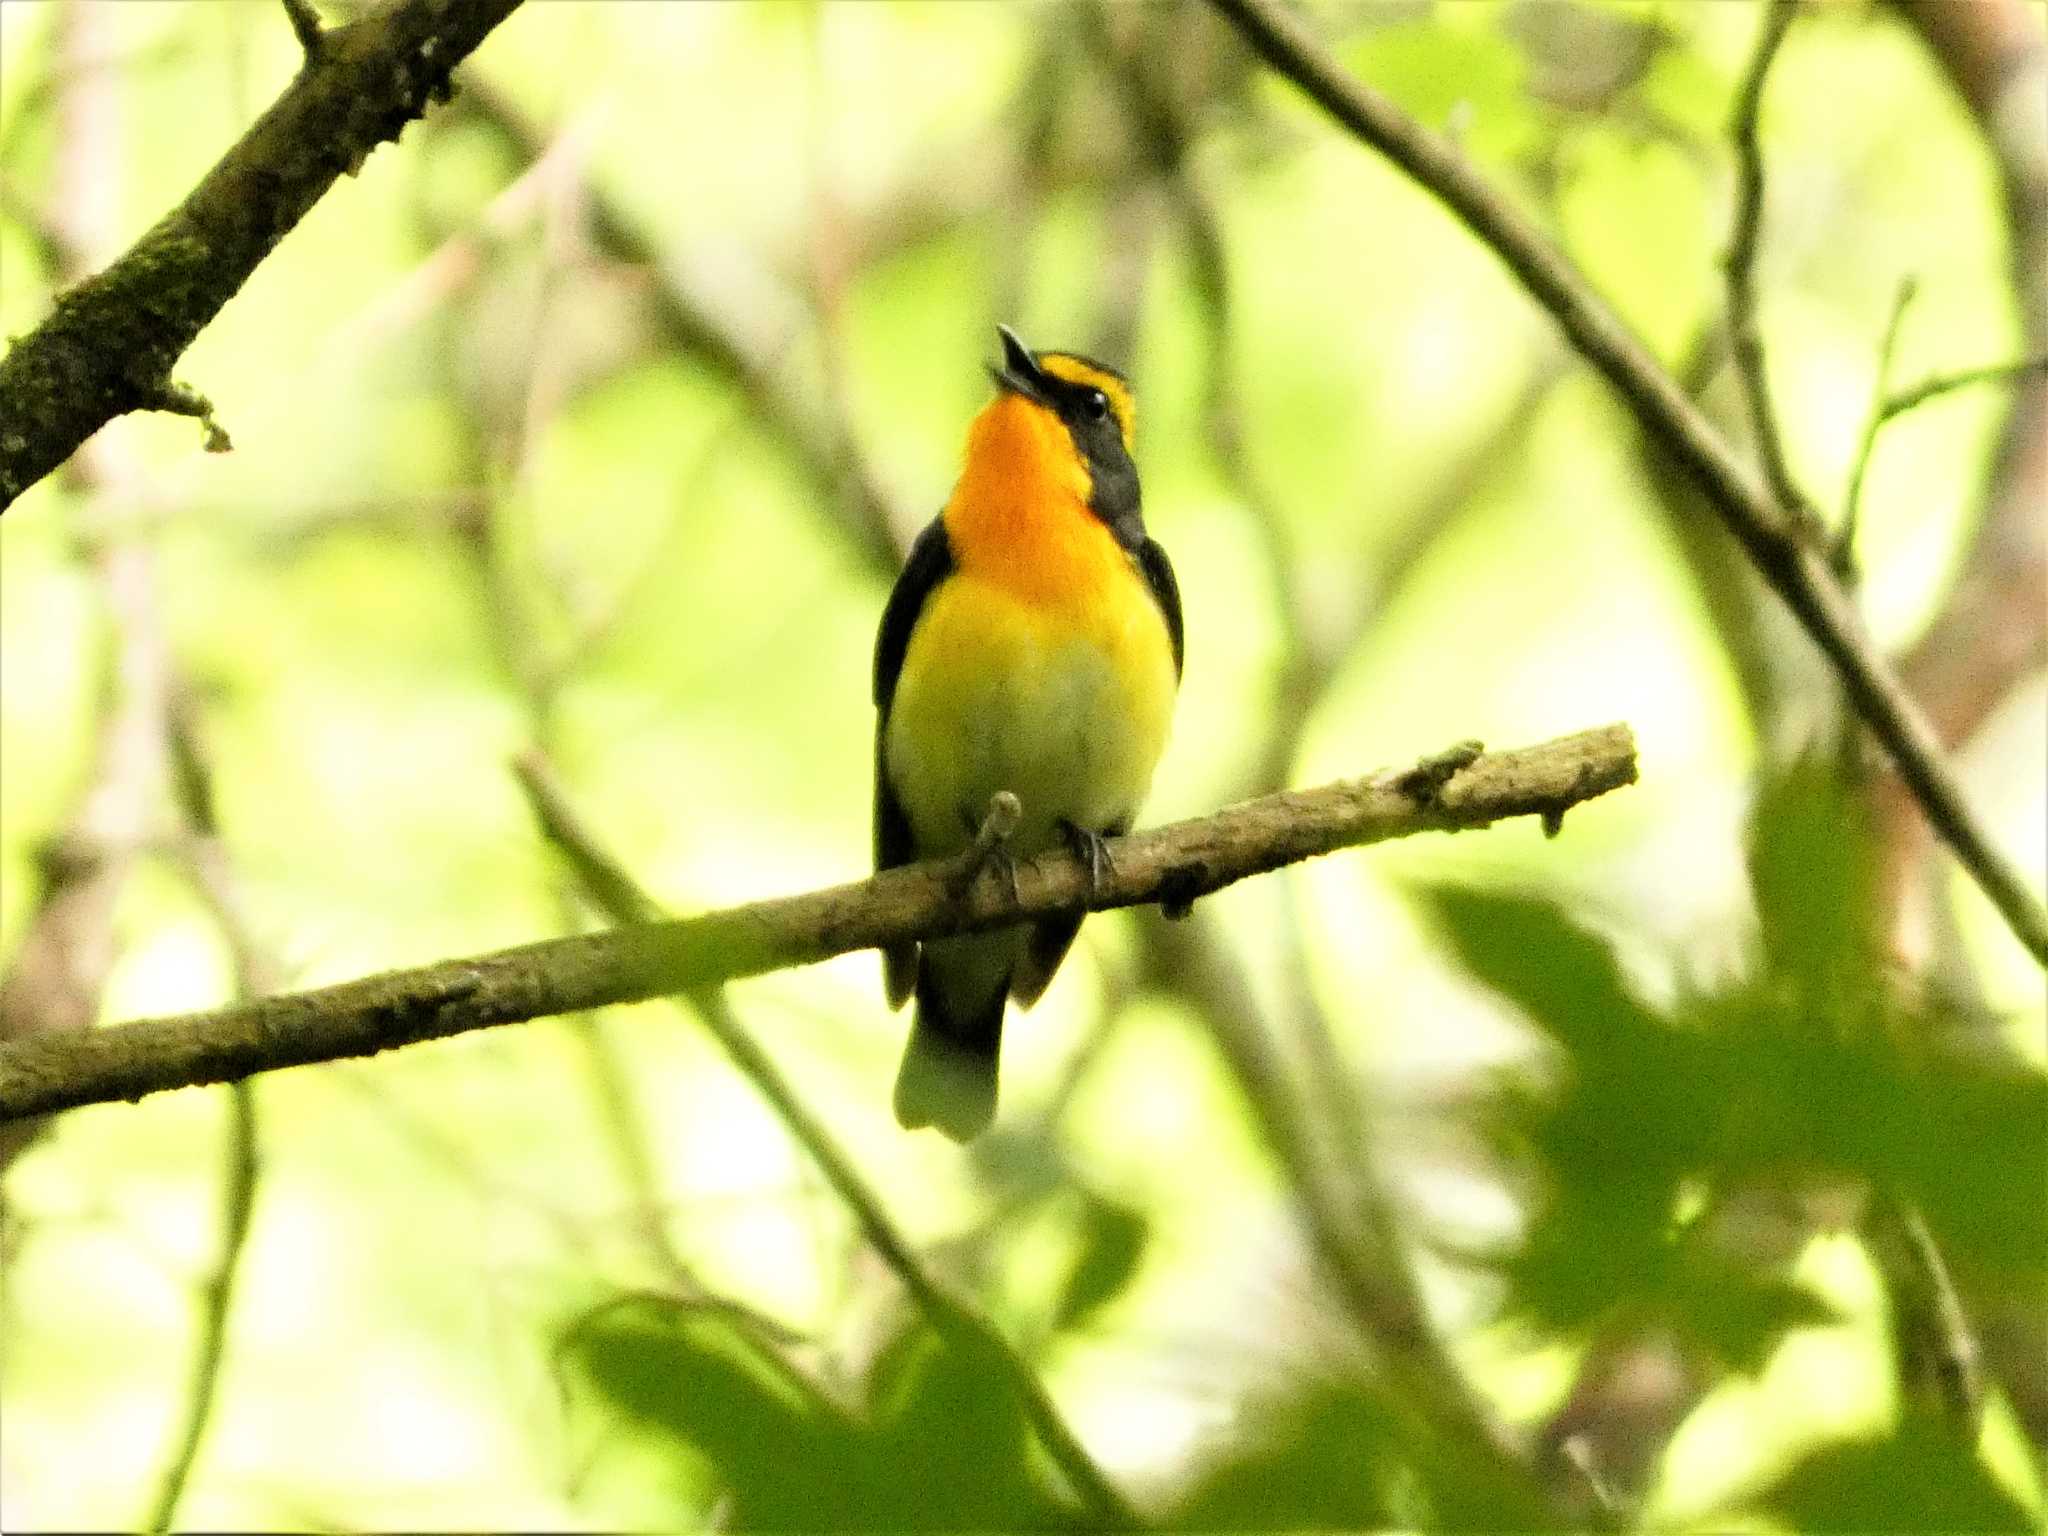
[1875,1,2048,1029]
[0,0,168,1183]
[1847,346,2048,567]
[143,689,271,1534]
[511,754,1141,1528]
[1204,0,2048,967]
[1881,356,2048,420]
[1086,52,1581,1506]
[1724,0,1811,530]
[0,726,1638,1122]
[427,142,708,1300]
[1840,277,1921,574]
[142,1083,257,1533]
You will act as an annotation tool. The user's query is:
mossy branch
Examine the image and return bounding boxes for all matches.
[0,0,525,511]
[0,725,1636,1123]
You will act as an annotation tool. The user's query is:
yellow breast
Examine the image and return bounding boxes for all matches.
[885,566,1177,858]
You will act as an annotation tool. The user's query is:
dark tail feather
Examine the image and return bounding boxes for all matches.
[881,942,917,1010]
[893,946,1008,1140]
[1009,912,1083,1008]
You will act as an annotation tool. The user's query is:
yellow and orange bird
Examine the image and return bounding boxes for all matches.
[873,325,1182,1139]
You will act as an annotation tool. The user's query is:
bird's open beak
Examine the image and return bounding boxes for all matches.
[989,323,1050,404]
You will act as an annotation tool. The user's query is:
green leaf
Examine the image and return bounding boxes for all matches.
[1745,757,1882,1002]
[1170,1377,1555,1529]
[1415,884,1664,1066]
[1663,1256,1837,1374]
[1757,1412,2034,1531]
[1170,1381,1409,1528]
[1884,1046,2048,1279]
[865,1318,1077,1530]
[558,1294,868,1528]
[1050,1192,1148,1335]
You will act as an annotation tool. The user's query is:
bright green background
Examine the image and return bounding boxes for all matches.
[1,1,2042,1529]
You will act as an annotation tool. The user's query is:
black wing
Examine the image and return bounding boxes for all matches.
[874,517,954,717]
[1136,537,1183,679]
[874,515,953,871]
[875,518,954,1009]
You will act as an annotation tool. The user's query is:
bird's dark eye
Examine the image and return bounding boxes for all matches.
[1081,388,1110,421]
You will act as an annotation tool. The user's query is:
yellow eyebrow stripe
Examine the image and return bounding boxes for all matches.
[1038,354,1136,453]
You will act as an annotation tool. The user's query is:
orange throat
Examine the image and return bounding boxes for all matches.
[942,393,1122,608]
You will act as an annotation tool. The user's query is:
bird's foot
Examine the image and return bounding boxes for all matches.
[951,791,1024,904]
[1057,818,1119,896]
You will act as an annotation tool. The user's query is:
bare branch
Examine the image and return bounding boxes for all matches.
[138,378,233,455]
[1724,0,1809,529]
[1840,277,1921,573]
[1204,0,2048,967]
[0,0,525,510]
[280,0,325,61]
[142,674,272,1535]
[1866,1186,1986,1431]
[0,726,1636,1123]
[513,753,1139,1527]
[1882,355,2048,420]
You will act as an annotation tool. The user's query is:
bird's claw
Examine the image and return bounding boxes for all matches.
[1058,819,1118,896]
[951,791,1025,904]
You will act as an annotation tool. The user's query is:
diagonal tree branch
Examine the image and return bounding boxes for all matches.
[0,0,526,511]
[1205,0,2048,968]
[0,726,1635,1123]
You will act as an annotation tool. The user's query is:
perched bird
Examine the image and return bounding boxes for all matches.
[873,325,1182,1139]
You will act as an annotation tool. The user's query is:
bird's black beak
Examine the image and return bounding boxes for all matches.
[989,323,1050,404]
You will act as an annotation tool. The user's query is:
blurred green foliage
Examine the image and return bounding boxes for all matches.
[1422,764,2044,1386]
[1,0,2043,1531]
[563,1298,1080,1529]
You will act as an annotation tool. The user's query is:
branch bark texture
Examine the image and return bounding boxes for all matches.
[0,0,525,511]
[0,725,1635,1122]
[1206,0,2048,967]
